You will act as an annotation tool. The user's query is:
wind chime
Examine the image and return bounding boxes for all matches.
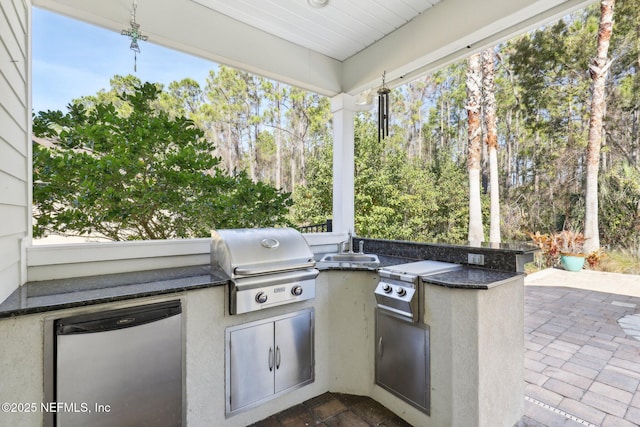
[121,0,148,72]
[377,71,391,142]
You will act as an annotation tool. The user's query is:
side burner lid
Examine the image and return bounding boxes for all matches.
[380,260,461,277]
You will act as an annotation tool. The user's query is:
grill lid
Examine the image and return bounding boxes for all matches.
[211,228,315,278]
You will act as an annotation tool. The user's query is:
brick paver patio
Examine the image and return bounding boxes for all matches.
[520,283,640,427]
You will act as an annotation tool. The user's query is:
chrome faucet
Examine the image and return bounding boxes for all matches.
[340,230,366,254]
[340,230,354,253]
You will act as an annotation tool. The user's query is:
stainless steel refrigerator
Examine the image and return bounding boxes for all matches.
[54,300,182,427]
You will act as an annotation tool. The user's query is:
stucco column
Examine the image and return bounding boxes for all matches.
[330,93,356,234]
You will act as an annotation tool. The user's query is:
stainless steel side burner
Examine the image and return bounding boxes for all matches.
[211,228,318,315]
[375,260,461,323]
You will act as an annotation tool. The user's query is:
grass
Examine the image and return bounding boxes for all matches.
[595,248,640,274]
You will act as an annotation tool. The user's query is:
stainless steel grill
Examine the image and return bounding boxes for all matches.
[211,228,318,315]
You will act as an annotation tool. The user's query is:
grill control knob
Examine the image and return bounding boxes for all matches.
[291,285,303,296]
[382,283,392,293]
[255,291,268,304]
[395,287,407,297]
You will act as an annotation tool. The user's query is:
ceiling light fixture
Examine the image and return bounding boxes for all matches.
[307,0,329,8]
[355,89,374,110]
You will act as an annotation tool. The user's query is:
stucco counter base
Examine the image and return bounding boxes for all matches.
[372,273,525,427]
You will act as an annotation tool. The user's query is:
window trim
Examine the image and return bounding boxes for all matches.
[27,238,211,267]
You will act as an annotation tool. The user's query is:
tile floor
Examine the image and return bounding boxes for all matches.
[248,392,412,427]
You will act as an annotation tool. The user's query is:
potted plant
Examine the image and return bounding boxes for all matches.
[527,231,560,268]
[528,230,589,271]
[553,230,587,272]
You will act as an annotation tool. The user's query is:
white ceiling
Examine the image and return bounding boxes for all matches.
[191,0,443,61]
[33,0,597,97]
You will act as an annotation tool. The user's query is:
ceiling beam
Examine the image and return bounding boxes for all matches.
[342,0,598,95]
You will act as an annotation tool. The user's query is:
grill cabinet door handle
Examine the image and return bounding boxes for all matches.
[269,347,274,371]
[378,337,384,358]
[275,346,281,369]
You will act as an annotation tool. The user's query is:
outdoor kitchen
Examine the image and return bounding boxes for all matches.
[0,0,599,426]
[0,228,535,427]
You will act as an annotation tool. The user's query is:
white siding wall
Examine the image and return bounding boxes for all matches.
[0,0,29,301]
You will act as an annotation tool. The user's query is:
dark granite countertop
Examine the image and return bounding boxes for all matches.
[0,265,229,319]
[317,252,524,289]
[1,239,530,319]
[421,267,525,289]
[358,238,538,254]
[356,238,537,273]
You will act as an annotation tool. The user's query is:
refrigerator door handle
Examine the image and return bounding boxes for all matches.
[56,300,181,335]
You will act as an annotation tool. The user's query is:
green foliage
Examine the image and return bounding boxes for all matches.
[354,115,473,242]
[287,141,333,227]
[422,63,468,160]
[353,116,410,239]
[33,82,291,241]
[158,78,203,118]
[291,114,472,242]
[71,74,147,116]
[599,162,640,248]
[424,150,474,242]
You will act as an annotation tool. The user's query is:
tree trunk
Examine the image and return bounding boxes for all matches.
[298,119,307,187]
[635,109,640,165]
[482,47,501,243]
[466,53,484,243]
[584,0,615,253]
[290,151,296,192]
[275,97,282,189]
[636,13,640,165]
[249,127,257,182]
[440,99,444,149]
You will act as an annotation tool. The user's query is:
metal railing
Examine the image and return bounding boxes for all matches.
[298,219,332,233]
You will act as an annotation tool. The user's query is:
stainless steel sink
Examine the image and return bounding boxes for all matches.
[320,253,380,264]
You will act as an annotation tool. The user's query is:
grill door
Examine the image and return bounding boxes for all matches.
[274,310,313,393]
[226,309,314,416]
[375,309,430,414]
[228,322,274,411]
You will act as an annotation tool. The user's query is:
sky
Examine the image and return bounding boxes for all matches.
[32,7,218,113]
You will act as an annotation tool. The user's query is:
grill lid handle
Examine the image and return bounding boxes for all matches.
[233,260,316,276]
[261,238,280,249]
